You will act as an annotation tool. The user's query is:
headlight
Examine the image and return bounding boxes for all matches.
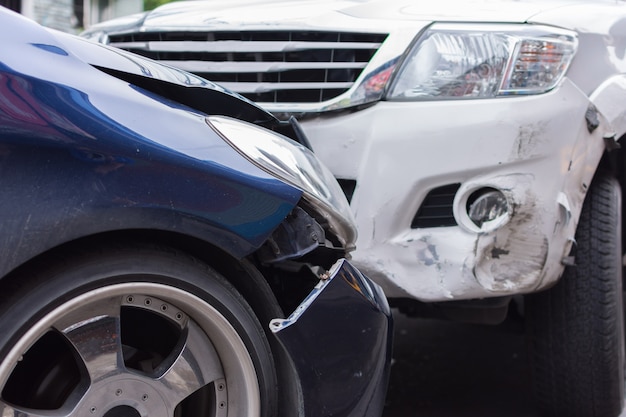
[206,116,357,249]
[387,23,577,100]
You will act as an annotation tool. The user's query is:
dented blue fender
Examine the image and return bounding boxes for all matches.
[272,259,393,417]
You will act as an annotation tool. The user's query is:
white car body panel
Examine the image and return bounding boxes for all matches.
[303,79,608,300]
[84,0,626,301]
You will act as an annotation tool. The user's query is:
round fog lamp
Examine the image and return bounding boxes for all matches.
[468,189,508,228]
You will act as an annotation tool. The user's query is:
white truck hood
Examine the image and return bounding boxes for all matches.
[89,0,600,32]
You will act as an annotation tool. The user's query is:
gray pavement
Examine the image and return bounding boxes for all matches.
[382,309,626,417]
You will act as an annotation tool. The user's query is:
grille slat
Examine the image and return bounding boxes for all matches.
[203,81,354,93]
[109,40,383,53]
[157,60,367,73]
[108,30,387,103]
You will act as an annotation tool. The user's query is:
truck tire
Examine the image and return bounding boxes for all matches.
[526,173,624,417]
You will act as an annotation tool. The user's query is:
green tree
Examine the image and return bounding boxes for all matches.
[144,0,179,11]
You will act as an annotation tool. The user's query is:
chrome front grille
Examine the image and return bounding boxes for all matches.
[108,31,387,103]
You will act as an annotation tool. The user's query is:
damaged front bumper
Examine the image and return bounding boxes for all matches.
[302,79,611,302]
[271,259,392,417]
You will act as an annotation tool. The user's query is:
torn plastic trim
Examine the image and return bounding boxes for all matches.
[270,259,392,417]
[257,206,327,264]
[586,104,600,133]
[207,115,358,252]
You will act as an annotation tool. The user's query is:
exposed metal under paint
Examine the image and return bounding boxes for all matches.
[416,238,439,267]
[511,122,548,161]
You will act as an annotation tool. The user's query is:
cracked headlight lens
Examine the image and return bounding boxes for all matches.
[387,23,577,100]
[206,115,357,249]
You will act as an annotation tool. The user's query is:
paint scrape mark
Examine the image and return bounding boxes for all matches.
[510,122,547,161]
[417,238,439,266]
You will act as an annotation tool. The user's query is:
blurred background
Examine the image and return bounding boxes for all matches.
[0,0,176,34]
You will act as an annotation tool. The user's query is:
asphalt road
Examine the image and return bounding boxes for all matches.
[382,309,541,417]
[382,309,626,417]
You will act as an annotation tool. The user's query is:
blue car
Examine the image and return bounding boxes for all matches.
[0,7,391,417]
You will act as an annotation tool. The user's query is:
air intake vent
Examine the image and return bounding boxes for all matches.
[337,179,357,203]
[411,184,460,228]
[108,30,387,104]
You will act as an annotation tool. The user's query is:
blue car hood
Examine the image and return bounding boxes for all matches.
[0,7,304,263]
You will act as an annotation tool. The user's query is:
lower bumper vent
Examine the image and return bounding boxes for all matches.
[411,184,460,228]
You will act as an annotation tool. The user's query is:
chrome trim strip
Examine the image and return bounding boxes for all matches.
[109,40,382,53]
[218,81,354,93]
[160,60,367,73]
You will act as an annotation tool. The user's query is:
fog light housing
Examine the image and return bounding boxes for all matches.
[467,188,509,228]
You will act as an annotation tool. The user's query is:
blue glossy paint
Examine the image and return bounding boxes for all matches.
[273,259,393,417]
[0,7,302,275]
[31,43,69,56]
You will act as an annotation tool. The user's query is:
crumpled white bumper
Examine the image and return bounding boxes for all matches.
[302,79,610,301]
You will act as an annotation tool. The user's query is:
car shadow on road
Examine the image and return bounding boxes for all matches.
[382,309,538,417]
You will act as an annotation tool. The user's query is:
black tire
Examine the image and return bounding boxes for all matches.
[0,244,278,417]
[526,174,625,417]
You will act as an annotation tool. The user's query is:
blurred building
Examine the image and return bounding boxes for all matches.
[0,0,142,33]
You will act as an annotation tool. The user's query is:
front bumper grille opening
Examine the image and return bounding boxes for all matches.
[411,184,461,228]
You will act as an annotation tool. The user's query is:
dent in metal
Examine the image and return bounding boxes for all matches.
[473,221,549,292]
[453,174,550,292]
[271,259,392,417]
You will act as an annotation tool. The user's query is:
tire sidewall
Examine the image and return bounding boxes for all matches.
[0,245,278,417]
[526,173,624,417]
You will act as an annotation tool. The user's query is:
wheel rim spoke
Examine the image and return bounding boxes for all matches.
[57,298,124,382]
[1,280,261,416]
[156,320,224,405]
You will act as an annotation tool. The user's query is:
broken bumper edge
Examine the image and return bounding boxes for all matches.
[270,258,393,417]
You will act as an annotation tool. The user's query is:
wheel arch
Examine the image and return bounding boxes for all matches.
[589,74,626,138]
[0,228,305,415]
[1,229,285,317]
[588,72,626,248]
[588,73,626,186]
